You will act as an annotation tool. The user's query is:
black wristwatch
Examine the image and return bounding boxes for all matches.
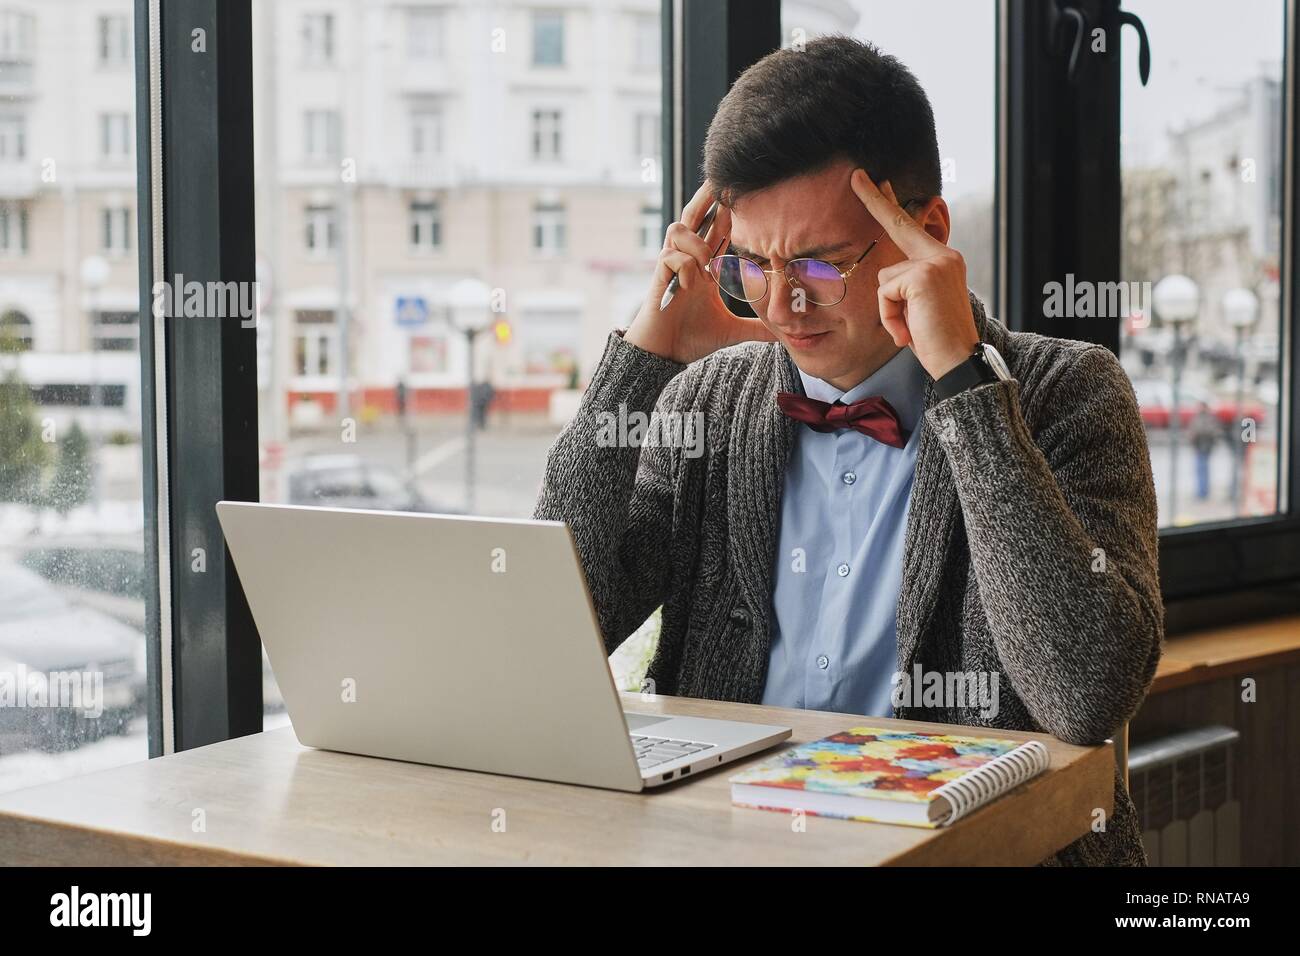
[932,342,1012,403]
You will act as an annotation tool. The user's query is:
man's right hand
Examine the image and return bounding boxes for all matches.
[625,181,776,364]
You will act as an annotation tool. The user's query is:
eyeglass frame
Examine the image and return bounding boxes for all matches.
[707,197,925,308]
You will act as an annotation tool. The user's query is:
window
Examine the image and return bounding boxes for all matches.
[520,309,580,375]
[302,13,335,66]
[633,13,659,72]
[0,9,34,60]
[304,109,340,164]
[407,7,445,61]
[98,14,130,67]
[293,309,339,376]
[409,333,448,373]
[639,205,661,256]
[0,1,146,794]
[101,206,132,255]
[531,10,565,67]
[532,202,566,256]
[251,3,666,718]
[634,110,659,162]
[530,108,562,162]
[0,308,33,350]
[0,112,25,161]
[92,311,139,352]
[409,199,442,252]
[99,112,132,162]
[1118,0,1285,529]
[410,107,443,160]
[0,200,27,254]
[304,203,337,253]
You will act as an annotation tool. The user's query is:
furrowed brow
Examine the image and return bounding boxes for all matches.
[728,240,855,263]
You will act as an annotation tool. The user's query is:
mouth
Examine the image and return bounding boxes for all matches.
[781,329,831,350]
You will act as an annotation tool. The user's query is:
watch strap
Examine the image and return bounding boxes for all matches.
[932,347,999,403]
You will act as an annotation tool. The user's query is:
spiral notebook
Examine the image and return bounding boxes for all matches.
[729,727,1050,828]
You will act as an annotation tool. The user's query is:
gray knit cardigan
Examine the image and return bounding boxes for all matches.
[535,292,1164,866]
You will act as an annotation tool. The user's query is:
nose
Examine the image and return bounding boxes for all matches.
[764,272,809,324]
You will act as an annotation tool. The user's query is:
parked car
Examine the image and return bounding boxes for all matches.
[1132,380,1267,430]
[17,541,285,715]
[0,563,145,753]
[286,454,435,512]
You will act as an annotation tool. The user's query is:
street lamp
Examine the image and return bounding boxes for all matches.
[1222,287,1259,514]
[446,278,494,513]
[1152,274,1200,524]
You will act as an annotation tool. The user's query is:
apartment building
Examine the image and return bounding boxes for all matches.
[253,0,663,437]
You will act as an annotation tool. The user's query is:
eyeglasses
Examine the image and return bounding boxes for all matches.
[707,199,922,308]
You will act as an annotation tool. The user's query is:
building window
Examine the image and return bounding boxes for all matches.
[0,200,28,254]
[294,309,339,376]
[634,110,659,162]
[520,309,579,375]
[304,204,337,254]
[98,14,131,66]
[409,333,448,374]
[102,206,132,255]
[409,199,441,252]
[410,107,443,160]
[639,206,660,256]
[0,308,33,351]
[92,311,139,352]
[304,109,340,164]
[99,112,131,161]
[632,13,658,72]
[302,13,335,66]
[531,10,564,67]
[0,10,35,61]
[530,109,562,162]
[532,202,566,257]
[0,112,26,161]
[407,8,445,60]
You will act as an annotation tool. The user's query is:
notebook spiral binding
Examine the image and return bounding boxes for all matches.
[931,739,1051,825]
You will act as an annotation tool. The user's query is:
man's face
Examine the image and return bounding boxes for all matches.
[725,158,948,389]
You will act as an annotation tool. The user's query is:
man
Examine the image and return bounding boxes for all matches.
[535,36,1162,866]
[1189,402,1219,501]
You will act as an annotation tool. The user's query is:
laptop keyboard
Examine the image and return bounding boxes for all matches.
[631,735,717,770]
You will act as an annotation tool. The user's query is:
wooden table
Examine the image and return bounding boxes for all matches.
[0,694,1114,866]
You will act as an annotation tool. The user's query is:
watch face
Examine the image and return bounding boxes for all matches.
[980,343,1012,382]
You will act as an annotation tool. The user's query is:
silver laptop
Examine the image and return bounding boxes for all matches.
[216,502,791,791]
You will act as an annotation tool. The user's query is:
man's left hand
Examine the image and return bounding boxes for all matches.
[850,168,979,381]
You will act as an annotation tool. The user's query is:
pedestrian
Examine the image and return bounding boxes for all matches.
[1190,402,1218,500]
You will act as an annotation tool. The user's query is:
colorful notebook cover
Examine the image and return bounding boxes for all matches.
[729,727,1041,827]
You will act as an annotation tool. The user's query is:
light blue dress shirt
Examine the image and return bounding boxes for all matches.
[761,346,928,718]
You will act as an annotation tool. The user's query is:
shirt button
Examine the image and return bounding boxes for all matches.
[816,655,830,670]
[836,562,850,577]
[842,471,857,485]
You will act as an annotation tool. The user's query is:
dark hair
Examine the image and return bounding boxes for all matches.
[703,35,941,205]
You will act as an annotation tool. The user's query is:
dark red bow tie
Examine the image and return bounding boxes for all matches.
[775,392,908,448]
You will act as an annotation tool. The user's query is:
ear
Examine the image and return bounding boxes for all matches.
[914,197,952,246]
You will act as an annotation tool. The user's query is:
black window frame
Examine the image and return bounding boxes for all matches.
[135,0,262,757]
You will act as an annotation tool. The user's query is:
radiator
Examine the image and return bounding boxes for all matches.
[1128,726,1241,867]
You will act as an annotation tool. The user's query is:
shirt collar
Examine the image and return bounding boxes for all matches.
[796,346,929,434]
